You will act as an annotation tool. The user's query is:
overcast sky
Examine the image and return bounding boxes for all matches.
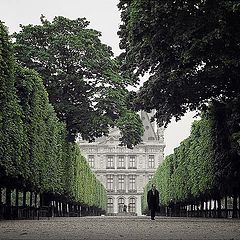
[1,0,198,156]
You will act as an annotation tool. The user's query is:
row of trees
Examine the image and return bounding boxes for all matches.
[142,102,240,217]
[118,0,240,218]
[0,20,106,218]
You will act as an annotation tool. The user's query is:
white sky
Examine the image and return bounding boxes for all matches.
[1,0,198,156]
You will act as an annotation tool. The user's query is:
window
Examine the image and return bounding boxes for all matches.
[149,148,155,152]
[129,198,136,213]
[88,155,94,168]
[118,175,125,191]
[107,198,114,214]
[129,155,136,169]
[88,148,95,152]
[129,175,136,191]
[106,155,114,169]
[117,147,125,152]
[118,155,125,169]
[108,147,114,152]
[107,175,114,191]
[148,155,155,168]
[118,198,125,213]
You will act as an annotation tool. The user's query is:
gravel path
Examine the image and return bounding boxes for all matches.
[0,216,240,239]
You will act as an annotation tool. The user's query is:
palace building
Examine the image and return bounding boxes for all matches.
[78,111,165,216]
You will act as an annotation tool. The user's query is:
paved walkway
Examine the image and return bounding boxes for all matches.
[0,216,240,239]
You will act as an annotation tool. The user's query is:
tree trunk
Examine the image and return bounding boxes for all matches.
[15,189,19,207]
[67,203,69,217]
[59,201,62,217]
[205,200,208,218]
[5,188,11,219]
[200,200,204,217]
[209,199,212,218]
[217,198,222,218]
[34,192,38,207]
[213,200,217,218]
[40,193,43,207]
[0,187,2,204]
[225,195,228,218]
[56,201,59,217]
[232,193,238,218]
[15,189,19,219]
[190,203,193,217]
[29,192,33,207]
[22,190,26,207]
[196,202,200,217]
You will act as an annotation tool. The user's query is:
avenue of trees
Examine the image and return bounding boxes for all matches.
[0,20,107,219]
[142,103,240,218]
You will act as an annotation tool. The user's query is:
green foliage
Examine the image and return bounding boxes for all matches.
[0,21,25,182]
[13,16,143,148]
[117,109,144,149]
[142,105,240,210]
[62,143,107,209]
[118,0,240,126]
[0,21,107,210]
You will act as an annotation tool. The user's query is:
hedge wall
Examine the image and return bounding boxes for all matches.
[143,104,240,212]
[0,21,107,211]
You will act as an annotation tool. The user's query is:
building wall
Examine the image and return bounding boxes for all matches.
[78,112,165,216]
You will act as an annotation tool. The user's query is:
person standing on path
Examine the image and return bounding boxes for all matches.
[147,184,160,220]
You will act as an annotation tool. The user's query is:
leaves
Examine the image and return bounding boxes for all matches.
[13,16,143,147]
[143,103,240,209]
[118,0,240,126]
[0,21,107,209]
[0,21,25,181]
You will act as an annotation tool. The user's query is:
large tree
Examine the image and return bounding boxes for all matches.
[118,0,240,126]
[13,16,143,147]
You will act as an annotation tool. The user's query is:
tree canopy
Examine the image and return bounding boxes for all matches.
[13,16,143,147]
[118,0,240,126]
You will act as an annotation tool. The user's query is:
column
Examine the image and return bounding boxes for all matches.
[114,175,117,192]
[114,155,117,169]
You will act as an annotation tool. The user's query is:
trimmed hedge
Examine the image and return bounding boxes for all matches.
[0,21,107,211]
[143,105,240,212]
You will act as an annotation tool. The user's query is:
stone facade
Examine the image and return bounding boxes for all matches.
[78,111,165,216]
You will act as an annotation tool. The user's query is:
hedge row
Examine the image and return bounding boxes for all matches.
[0,21,107,210]
[142,103,240,212]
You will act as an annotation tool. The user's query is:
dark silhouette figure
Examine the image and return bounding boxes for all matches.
[147,184,159,220]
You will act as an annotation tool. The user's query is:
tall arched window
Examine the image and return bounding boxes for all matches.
[118,197,125,213]
[129,198,136,213]
[107,198,113,214]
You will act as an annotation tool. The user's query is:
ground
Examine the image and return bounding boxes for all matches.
[0,216,240,239]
